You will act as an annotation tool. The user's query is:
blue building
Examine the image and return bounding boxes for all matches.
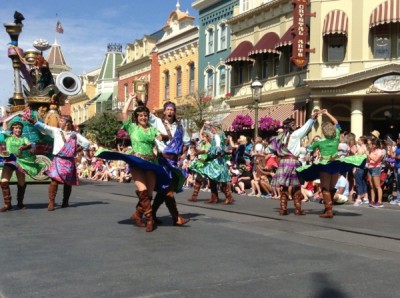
[192,0,239,100]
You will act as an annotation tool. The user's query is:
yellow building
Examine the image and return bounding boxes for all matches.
[157,3,199,108]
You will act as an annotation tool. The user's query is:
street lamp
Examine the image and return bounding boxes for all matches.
[251,76,263,139]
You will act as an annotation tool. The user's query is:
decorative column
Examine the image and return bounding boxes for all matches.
[4,23,25,105]
[351,98,364,138]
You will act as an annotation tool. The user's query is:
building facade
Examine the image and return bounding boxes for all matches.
[116,30,164,113]
[222,0,400,139]
[192,0,238,101]
[155,2,199,109]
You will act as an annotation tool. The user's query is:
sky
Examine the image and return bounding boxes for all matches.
[0,0,198,106]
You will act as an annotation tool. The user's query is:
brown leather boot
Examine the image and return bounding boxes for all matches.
[205,180,219,204]
[17,184,27,209]
[222,183,234,205]
[320,190,334,218]
[130,190,145,227]
[137,190,154,232]
[293,189,305,215]
[61,185,72,208]
[164,191,189,226]
[188,180,201,202]
[0,182,12,212]
[48,181,58,211]
[279,192,289,215]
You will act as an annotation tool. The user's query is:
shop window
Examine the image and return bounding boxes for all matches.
[206,27,215,55]
[218,22,227,51]
[327,35,346,62]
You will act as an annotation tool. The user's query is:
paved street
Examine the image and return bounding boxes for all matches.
[0,180,400,298]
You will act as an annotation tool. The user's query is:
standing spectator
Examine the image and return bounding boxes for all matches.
[367,137,384,207]
[353,136,369,206]
[390,135,400,205]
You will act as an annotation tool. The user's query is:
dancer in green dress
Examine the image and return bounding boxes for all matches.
[296,109,367,218]
[0,120,45,211]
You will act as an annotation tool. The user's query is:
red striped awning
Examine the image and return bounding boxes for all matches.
[323,10,349,36]
[248,32,280,57]
[370,0,400,28]
[275,27,295,49]
[221,102,306,131]
[225,41,254,64]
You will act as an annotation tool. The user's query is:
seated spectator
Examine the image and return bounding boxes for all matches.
[119,163,132,183]
[333,173,350,204]
[300,180,314,202]
[233,164,252,194]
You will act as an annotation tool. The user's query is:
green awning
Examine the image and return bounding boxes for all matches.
[96,92,113,102]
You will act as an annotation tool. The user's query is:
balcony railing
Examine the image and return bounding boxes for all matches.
[231,70,308,98]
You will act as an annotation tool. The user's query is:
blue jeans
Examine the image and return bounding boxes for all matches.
[394,167,400,200]
[354,167,368,195]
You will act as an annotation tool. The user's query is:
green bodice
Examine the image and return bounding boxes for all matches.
[122,120,159,156]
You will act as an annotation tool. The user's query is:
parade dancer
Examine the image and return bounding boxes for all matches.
[0,120,45,211]
[95,97,170,232]
[31,115,90,211]
[188,125,212,202]
[144,98,190,226]
[296,109,367,218]
[267,110,319,215]
[200,121,233,205]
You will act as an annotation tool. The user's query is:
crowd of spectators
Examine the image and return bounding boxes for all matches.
[75,128,400,208]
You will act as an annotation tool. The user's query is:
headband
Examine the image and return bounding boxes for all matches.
[163,101,176,111]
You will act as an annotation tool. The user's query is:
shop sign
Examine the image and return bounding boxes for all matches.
[374,75,400,93]
[291,0,315,67]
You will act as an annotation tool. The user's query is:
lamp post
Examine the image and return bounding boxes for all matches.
[251,76,263,139]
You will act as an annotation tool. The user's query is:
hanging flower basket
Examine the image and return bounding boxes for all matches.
[231,114,254,132]
[117,129,129,140]
[259,116,280,132]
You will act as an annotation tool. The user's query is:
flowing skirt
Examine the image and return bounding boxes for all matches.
[3,154,46,178]
[296,154,367,182]
[46,156,78,185]
[95,149,171,192]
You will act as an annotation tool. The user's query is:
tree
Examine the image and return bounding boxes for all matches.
[83,112,121,148]
[181,89,228,132]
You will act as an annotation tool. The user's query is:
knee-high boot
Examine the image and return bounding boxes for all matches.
[222,182,234,205]
[188,180,201,202]
[0,182,12,212]
[320,190,334,218]
[62,185,72,208]
[163,191,189,226]
[137,190,154,232]
[48,181,58,211]
[279,191,289,215]
[293,189,305,215]
[131,190,145,227]
[152,191,165,224]
[205,180,219,204]
[17,184,27,209]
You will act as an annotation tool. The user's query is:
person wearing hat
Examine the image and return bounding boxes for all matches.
[296,109,367,217]
[371,130,380,140]
[267,110,319,216]
[0,118,46,212]
[144,96,190,226]
[31,115,90,211]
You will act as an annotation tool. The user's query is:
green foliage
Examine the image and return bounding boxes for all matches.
[83,112,120,148]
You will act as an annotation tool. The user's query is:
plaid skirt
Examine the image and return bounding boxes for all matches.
[46,156,78,185]
[273,158,301,188]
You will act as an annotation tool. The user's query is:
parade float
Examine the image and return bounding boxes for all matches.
[1,12,81,181]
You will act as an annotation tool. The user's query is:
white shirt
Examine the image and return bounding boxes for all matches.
[335,175,349,196]
[287,118,315,157]
[148,113,191,153]
[34,122,90,155]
